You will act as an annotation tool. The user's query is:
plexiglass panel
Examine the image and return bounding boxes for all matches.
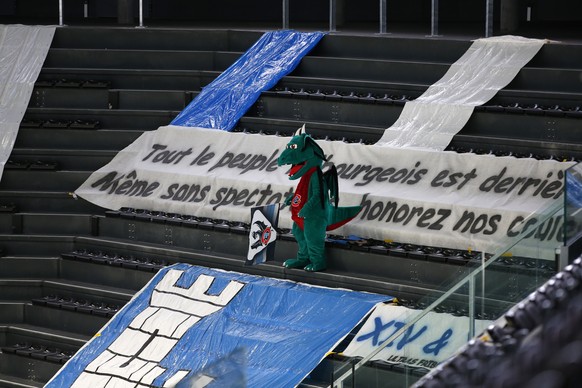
[564,162,582,245]
[333,199,563,387]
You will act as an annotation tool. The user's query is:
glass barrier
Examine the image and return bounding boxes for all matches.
[564,162,582,246]
[331,198,564,387]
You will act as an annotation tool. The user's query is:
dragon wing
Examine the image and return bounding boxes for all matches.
[322,165,362,231]
[323,165,339,208]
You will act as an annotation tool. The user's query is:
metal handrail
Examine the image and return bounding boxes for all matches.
[58,0,63,26]
[139,0,144,28]
[430,0,439,37]
[329,0,337,32]
[485,0,494,37]
[380,0,387,34]
[53,1,496,37]
[282,0,289,29]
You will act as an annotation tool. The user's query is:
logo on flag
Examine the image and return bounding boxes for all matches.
[246,204,280,266]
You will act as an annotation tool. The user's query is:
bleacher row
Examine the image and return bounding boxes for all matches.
[268,86,582,118]
[0,26,581,386]
[23,75,582,158]
[34,77,582,118]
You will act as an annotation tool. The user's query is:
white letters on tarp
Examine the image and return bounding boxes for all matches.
[75,126,573,256]
[342,304,491,369]
[376,35,546,150]
[69,269,245,387]
[0,25,55,181]
[46,264,387,388]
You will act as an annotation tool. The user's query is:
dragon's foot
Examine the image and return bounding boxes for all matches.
[283,258,309,269]
[304,262,327,272]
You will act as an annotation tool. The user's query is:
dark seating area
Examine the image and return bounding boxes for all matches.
[415,256,582,388]
[0,8,581,386]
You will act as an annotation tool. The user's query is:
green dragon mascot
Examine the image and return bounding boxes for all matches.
[277,125,361,272]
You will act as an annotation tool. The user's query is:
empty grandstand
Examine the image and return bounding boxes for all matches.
[0,1,581,387]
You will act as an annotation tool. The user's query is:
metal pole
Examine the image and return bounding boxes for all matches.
[379,0,387,34]
[139,0,144,27]
[282,0,289,29]
[430,0,439,36]
[485,0,494,37]
[59,0,64,26]
[481,251,487,333]
[329,0,336,32]
[468,274,475,339]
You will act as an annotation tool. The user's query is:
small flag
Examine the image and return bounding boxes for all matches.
[246,204,279,266]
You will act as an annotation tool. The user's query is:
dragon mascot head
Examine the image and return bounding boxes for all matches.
[277,125,361,272]
[278,125,326,181]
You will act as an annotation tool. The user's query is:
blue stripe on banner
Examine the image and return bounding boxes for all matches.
[170,30,325,130]
[46,264,387,388]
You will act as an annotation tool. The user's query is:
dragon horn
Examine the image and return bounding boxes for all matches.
[294,124,306,136]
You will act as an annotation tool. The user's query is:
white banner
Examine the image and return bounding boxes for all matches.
[376,35,546,150]
[75,126,573,255]
[342,304,491,369]
[0,25,55,181]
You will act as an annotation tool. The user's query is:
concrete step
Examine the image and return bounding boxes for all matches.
[14,128,141,151]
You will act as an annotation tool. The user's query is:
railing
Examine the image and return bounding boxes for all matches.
[53,0,495,37]
[331,195,566,387]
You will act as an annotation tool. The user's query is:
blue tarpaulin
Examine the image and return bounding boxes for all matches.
[171,30,324,130]
[46,264,387,388]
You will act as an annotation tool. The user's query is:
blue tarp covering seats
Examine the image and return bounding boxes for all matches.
[171,30,324,130]
[46,264,387,388]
